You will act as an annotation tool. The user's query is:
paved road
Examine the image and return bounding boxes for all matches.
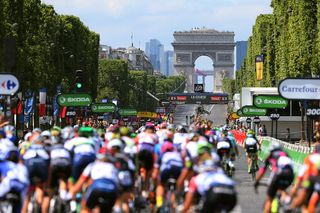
[173,104,228,126]
[231,147,269,213]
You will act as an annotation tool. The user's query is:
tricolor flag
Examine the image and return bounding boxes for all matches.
[39,88,47,117]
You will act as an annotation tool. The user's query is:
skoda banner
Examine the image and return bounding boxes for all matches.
[57,93,92,107]
[91,103,115,113]
[254,95,288,109]
[241,106,267,117]
[119,109,137,116]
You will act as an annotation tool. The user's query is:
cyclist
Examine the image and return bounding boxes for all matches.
[154,141,183,210]
[181,158,237,213]
[0,142,29,213]
[254,142,294,213]
[42,135,72,213]
[244,133,260,173]
[21,135,50,213]
[290,145,320,212]
[107,138,135,213]
[173,125,188,151]
[215,136,234,173]
[64,127,96,186]
[68,152,119,213]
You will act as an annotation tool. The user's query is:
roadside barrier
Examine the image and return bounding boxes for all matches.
[231,130,312,173]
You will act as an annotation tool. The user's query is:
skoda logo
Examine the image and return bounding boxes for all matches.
[243,108,248,113]
[92,105,97,110]
[255,98,262,105]
[59,97,66,103]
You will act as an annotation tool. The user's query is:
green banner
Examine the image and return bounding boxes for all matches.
[237,109,243,117]
[57,93,92,107]
[254,95,288,109]
[241,106,267,116]
[91,103,115,113]
[119,108,137,116]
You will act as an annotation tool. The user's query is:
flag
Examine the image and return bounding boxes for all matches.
[39,88,47,117]
[255,55,264,81]
[24,92,34,115]
[12,99,22,115]
[60,106,67,118]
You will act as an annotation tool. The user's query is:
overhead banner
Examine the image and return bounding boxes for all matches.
[167,93,228,104]
[255,55,264,81]
[253,95,288,109]
[91,103,115,113]
[278,78,320,100]
[241,105,267,117]
[119,108,137,116]
[57,93,92,107]
[137,111,157,118]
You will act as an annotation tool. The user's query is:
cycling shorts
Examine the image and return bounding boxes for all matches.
[49,159,72,188]
[217,148,230,160]
[72,154,96,181]
[160,166,182,185]
[245,144,257,154]
[202,185,237,213]
[24,157,50,185]
[85,179,118,211]
[138,149,154,171]
[268,167,294,197]
[118,170,134,192]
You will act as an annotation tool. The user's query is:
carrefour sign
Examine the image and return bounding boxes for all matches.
[279,78,320,100]
[57,93,92,107]
[254,95,288,109]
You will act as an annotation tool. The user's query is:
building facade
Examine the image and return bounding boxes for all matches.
[164,51,174,76]
[145,39,164,73]
[235,41,248,71]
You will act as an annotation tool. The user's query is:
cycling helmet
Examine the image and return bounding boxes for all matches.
[159,122,168,129]
[176,125,187,133]
[41,130,51,139]
[269,142,281,152]
[119,127,130,137]
[107,138,124,151]
[145,122,155,131]
[4,125,15,133]
[247,129,255,135]
[78,127,94,138]
[197,140,213,155]
[61,126,75,140]
[161,141,174,154]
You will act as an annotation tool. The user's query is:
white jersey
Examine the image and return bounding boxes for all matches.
[173,133,188,147]
[216,141,231,150]
[244,137,257,146]
[158,151,183,172]
[82,161,119,184]
[23,145,50,160]
[185,141,199,161]
[64,137,96,155]
[190,171,235,196]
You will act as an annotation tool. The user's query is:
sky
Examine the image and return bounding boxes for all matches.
[42,0,273,50]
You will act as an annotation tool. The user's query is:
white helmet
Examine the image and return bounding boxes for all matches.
[107,138,124,151]
[269,142,281,152]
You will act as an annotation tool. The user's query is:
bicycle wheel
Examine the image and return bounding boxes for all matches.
[251,158,256,181]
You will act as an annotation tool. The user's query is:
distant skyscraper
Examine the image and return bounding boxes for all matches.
[145,39,164,73]
[236,41,248,71]
[164,51,174,76]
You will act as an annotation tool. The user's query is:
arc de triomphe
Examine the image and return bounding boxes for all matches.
[172,28,235,93]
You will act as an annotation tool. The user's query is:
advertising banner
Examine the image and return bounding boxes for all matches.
[57,94,92,107]
[254,95,288,109]
[278,78,320,100]
[241,105,267,116]
[91,103,115,113]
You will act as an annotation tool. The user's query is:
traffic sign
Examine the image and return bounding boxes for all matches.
[253,116,261,124]
[254,95,288,109]
[194,84,204,93]
[57,93,92,107]
[278,78,320,100]
[306,108,320,117]
[269,113,280,120]
[119,108,137,116]
[91,103,115,113]
[241,106,267,117]
[0,74,19,95]
[246,118,252,123]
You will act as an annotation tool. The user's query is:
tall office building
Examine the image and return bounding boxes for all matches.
[164,51,174,76]
[236,41,248,71]
[145,39,164,73]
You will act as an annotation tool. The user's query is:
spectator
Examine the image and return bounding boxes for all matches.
[258,124,263,136]
[262,125,267,136]
[313,121,320,142]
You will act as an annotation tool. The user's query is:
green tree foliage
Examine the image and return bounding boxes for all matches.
[222,79,235,99]
[236,0,318,89]
[0,0,99,96]
[97,60,128,105]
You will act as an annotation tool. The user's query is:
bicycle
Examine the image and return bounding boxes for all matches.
[0,192,20,213]
[248,152,258,181]
[160,178,178,213]
[220,152,233,177]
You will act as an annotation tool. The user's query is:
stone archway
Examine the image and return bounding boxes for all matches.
[172,28,235,93]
